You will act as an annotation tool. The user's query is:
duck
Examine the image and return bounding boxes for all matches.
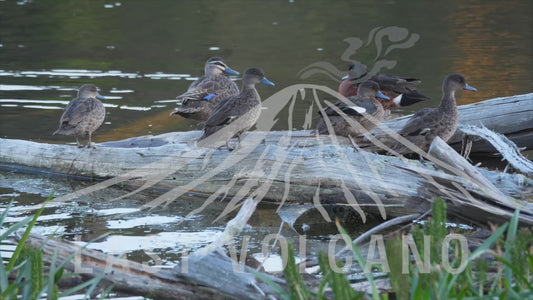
[338,62,429,109]
[317,80,390,138]
[197,67,275,150]
[53,84,106,148]
[391,73,477,154]
[171,57,240,121]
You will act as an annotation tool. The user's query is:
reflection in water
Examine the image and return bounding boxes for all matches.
[109,88,135,93]
[143,72,192,80]
[0,69,140,79]
[0,84,63,91]
[446,1,532,104]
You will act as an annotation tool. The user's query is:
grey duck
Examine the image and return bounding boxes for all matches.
[391,73,477,154]
[53,84,106,148]
[198,67,275,150]
[317,80,390,138]
[339,62,429,109]
[171,57,239,121]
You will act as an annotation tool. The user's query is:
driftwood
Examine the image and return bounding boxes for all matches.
[0,94,532,227]
[459,124,533,177]
[19,232,278,300]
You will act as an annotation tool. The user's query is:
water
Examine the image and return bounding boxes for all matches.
[1,0,531,142]
[0,0,531,292]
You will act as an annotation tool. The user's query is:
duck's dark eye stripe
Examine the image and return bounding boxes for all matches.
[212,62,226,68]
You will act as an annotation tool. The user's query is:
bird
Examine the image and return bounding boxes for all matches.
[197,67,275,150]
[338,62,429,109]
[171,57,240,121]
[53,84,106,148]
[391,73,477,154]
[317,80,390,138]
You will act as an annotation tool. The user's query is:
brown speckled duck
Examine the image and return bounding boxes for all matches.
[339,62,429,109]
[317,80,390,138]
[171,57,240,121]
[197,67,275,150]
[391,73,477,154]
[53,84,106,148]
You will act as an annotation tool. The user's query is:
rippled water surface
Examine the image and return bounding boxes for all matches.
[0,0,532,293]
[1,0,531,142]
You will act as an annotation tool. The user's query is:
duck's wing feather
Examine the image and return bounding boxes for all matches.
[349,97,380,115]
[60,98,98,126]
[321,96,373,116]
[398,108,436,136]
[204,95,240,127]
[321,100,347,116]
[371,74,421,93]
[177,75,237,101]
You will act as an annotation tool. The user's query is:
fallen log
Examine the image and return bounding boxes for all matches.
[458,124,533,177]
[0,94,531,226]
[18,233,277,300]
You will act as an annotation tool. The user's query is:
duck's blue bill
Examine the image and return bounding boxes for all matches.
[377,91,390,100]
[261,77,275,86]
[96,94,106,100]
[224,67,240,75]
[464,83,477,91]
[341,75,349,80]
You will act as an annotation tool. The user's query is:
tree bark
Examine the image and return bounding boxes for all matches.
[19,233,274,300]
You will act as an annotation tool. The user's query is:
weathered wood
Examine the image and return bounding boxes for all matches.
[0,94,531,226]
[19,233,277,300]
[427,137,531,224]
[459,124,533,177]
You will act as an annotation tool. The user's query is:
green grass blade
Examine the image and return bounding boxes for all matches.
[98,283,115,300]
[82,273,105,299]
[335,219,379,300]
[6,193,53,271]
[0,250,10,293]
[504,209,520,281]
[469,223,508,261]
[317,268,331,300]
[495,256,533,290]
[386,235,410,300]
[46,244,60,300]
[283,242,313,300]
[252,270,291,300]
[0,201,14,228]
[0,216,33,241]
[318,251,361,300]
[60,273,105,298]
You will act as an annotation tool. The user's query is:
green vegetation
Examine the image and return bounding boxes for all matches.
[0,196,106,300]
[264,198,533,299]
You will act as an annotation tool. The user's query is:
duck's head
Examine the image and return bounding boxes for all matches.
[78,84,105,100]
[243,68,275,86]
[341,62,368,81]
[357,80,389,100]
[205,57,240,76]
[444,73,477,93]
